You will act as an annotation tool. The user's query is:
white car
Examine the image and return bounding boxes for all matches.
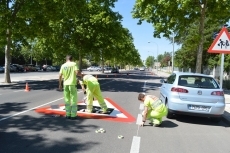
[87,66,101,71]
[139,67,145,71]
[159,72,225,122]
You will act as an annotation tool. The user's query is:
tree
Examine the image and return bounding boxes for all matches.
[145,56,154,68]
[132,0,230,73]
[0,0,59,83]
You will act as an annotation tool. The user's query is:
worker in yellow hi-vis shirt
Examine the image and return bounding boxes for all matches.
[78,73,108,114]
[138,93,168,127]
[59,55,79,120]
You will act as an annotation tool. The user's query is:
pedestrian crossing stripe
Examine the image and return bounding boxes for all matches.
[35,98,136,122]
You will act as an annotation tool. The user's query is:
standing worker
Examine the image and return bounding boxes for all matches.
[59,55,79,120]
[138,93,168,127]
[78,73,108,113]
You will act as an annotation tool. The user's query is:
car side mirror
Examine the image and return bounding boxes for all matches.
[160,79,166,83]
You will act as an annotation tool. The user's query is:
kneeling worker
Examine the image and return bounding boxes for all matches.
[78,73,108,113]
[138,93,168,127]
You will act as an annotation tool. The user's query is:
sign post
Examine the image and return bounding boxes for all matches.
[208,27,230,89]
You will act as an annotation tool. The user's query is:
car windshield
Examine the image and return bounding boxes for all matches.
[178,75,219,89]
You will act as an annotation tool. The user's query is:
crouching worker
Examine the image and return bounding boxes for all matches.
[78,73,108,114]
[138,93,168,127]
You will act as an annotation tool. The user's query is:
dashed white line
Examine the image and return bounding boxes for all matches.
[13,90,24,92]
[130,76,147,153]
[130,136,141,153]
[136,114,142,125]
[0,97,64,122]
[0,79,115,122]
[139,103,144,110]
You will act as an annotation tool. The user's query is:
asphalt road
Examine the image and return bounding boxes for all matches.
[0,71,230,153]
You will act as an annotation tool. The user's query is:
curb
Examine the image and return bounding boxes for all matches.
[222,106,230,125]
[0,79,58,87]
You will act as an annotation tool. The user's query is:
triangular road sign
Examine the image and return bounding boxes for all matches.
[208,27,230,53]
[35,98,135,123]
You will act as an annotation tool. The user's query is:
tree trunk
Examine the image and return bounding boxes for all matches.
[195,0,206,73]
[101,50,104,73]
[78,51,82,72]
[4,28,12,83]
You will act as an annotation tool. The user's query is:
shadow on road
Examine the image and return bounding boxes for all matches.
[173,114,229,127]
[143,120,178,128]
[0,114,99,153]
[0,102,29,114]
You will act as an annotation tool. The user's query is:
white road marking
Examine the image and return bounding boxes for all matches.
[130,76,147,153]
[0,97,64,122]
[139,103,144,110]
[136,114,142,125]
[13,90,24,92]
[130,136,141,153]
[0,79,115,122]
[143,80,147,92]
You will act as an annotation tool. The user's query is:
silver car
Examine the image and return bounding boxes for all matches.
[160,72,225,122]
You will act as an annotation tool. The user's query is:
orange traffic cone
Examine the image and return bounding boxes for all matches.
[25,82,30,92]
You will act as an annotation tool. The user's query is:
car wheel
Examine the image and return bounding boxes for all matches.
[211,117,222,122]
[166,99,174,119]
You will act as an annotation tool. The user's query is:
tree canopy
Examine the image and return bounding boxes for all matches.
[0,0,141,83]
[132,0,230,73]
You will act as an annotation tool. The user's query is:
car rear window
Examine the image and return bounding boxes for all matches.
[178,75,219,89]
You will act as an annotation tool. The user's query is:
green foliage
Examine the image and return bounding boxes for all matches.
[145,56,154,68]
[132,0,230,73]
[0,0,142,81]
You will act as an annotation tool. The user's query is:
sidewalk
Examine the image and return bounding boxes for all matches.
[0,70,124,86]
[154,69,230,125]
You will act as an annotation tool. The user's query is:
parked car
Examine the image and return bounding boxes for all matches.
[11,64,25,72]
[111,67,119,73]
[139,67,145,71]
[35,65,41,71]
[3,65,17,72]
[0,66,4,73]
[87,66,100,71]
[159,72,225,122]
[24,64,36,71]
[104,67,112,71]
[53,66,60,71]
[46,65,56,71]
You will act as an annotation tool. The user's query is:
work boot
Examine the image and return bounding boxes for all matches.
[150,118,161,126]
[70,116,78,120]
[153,123,161,127]
[66,116,71,119]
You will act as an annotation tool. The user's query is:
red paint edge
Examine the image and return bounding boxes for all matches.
[208,27,230,54]
[35,98,135,123]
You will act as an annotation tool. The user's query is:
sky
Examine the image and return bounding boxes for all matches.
[112,0,181,61]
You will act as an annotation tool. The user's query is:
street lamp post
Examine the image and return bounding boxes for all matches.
[172,32,175,72]
[148,41,159,73]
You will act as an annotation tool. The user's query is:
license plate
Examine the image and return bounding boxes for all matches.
[188,105,210,111]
